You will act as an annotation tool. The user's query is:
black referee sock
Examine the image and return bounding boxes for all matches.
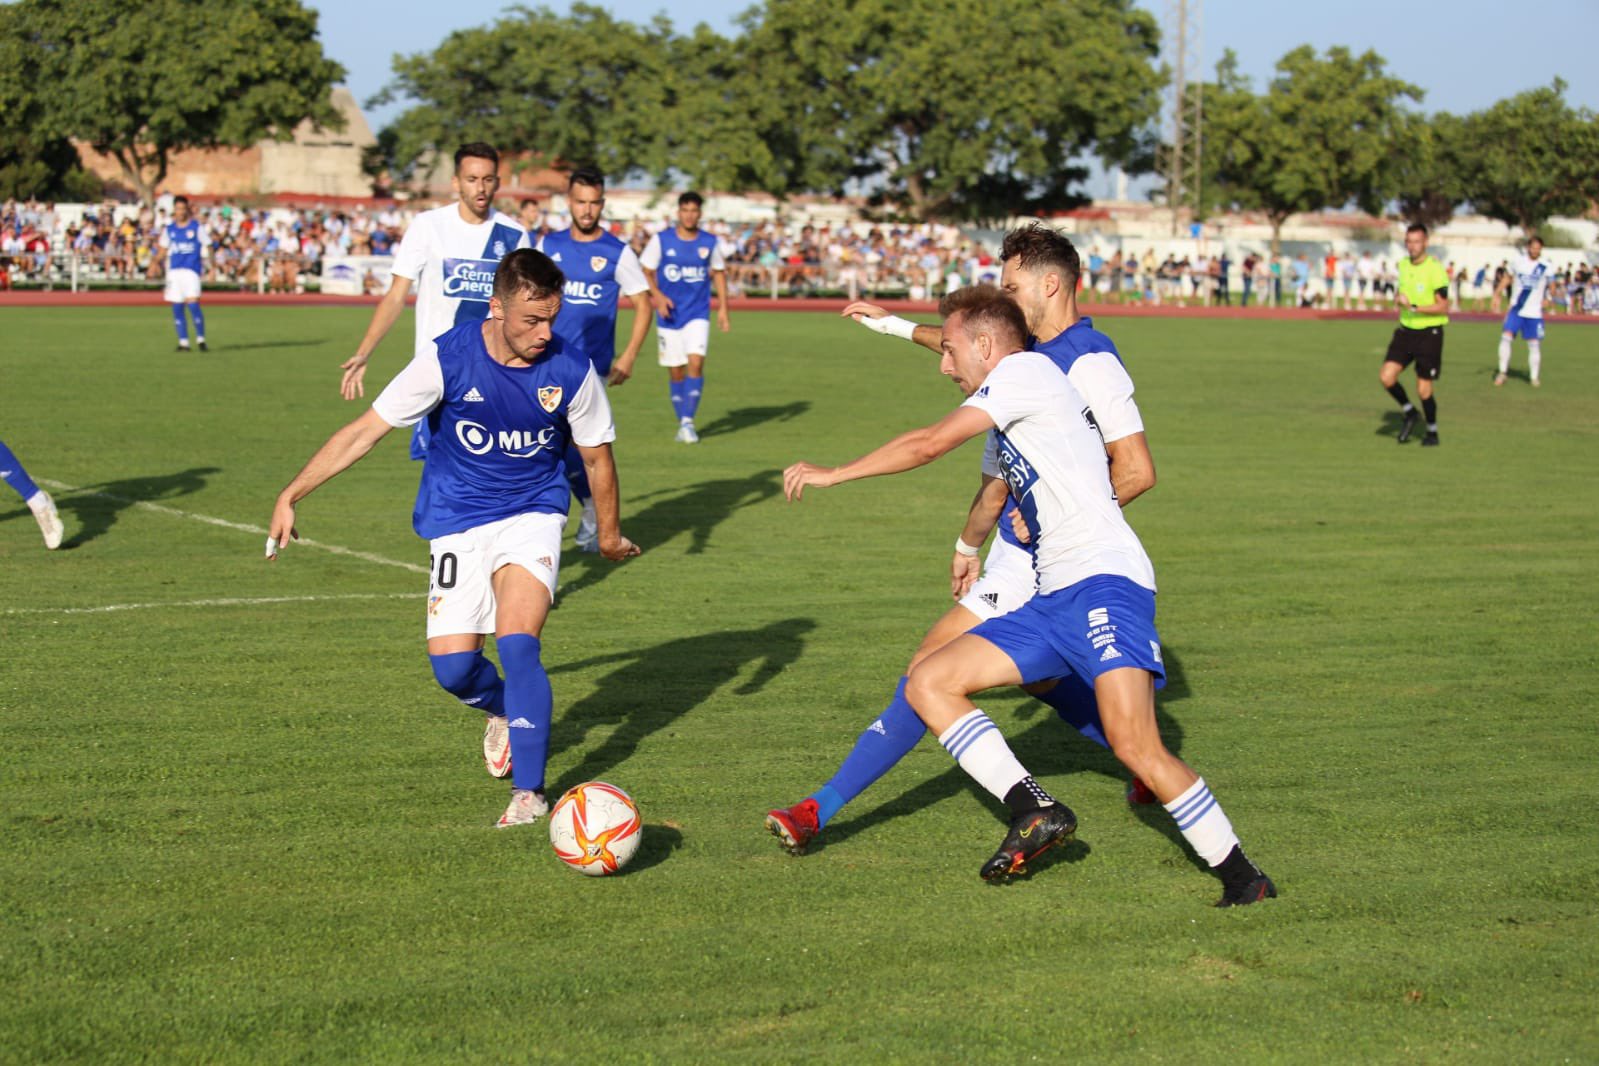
[1421,397,1437,427]
[1386,383,1410,408]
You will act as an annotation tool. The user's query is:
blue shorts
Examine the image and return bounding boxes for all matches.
[1502,313,1545,341]
[971,574,1165,691]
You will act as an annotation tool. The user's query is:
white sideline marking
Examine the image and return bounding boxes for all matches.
[38,478,427,574]
[5,592,414,617]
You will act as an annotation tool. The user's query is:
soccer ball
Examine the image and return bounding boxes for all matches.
[548,781,643,876]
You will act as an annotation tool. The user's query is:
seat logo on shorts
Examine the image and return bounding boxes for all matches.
[538,386,563,413]
[1088,608,1109,627]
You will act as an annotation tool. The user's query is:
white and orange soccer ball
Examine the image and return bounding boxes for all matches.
[548,781,643,876]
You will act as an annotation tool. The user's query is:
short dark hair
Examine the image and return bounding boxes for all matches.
[1527,234,1544,247]
[938,285,1028,351]
[569,166,606,192]
[172,195,189,207]
[1000,222,1080,287]
[678,191,704,208]
[492,248,564,303]
[1406,222,1428,237]
[454,142,500,172]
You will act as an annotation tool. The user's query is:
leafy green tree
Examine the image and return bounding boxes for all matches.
[1456,80,1599,235]
[1203,46,1421,253]
[3,0,344,204]
[1386,111,1468,230]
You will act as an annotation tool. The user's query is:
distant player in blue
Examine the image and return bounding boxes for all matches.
[1495,236,1551,388]
[0,439,64,549]
[639,191,731,444]
[268,250,640,828]
[160,196,209,352]
[538,166,652,551]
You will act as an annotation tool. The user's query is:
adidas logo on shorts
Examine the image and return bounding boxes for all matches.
[1099,644,1122,662]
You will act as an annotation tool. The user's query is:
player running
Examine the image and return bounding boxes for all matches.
[338,143,530,457]
[783,286,1275,906]
[1,439,64,549]
[160,196,209,352]
[269,250,639,826]
[766,223,1158,854]
[1380,223,1450,446]
[537,166,652,552]
[639,191,730,444]
[1494,236,1550,388]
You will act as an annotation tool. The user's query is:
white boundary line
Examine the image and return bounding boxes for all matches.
[38,478,427,575]
[5,592,414,617]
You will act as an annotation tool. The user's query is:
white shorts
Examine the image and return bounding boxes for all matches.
[657,319,710,367]
[426,512,564,638]
[164,268,202,303]
[958,537,1039,621]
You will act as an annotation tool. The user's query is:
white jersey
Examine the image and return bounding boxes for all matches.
[965,352,1156,595]
[390,204,530,357]
[1507,255,1552,320]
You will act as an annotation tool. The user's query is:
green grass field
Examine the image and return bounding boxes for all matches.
[3,305,1597,1062]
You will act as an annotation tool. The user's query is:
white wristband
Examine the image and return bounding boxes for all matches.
[860,314,918,342]
[954,537,981,557]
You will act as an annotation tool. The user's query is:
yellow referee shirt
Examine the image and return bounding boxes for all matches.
[1398,255,1450,329]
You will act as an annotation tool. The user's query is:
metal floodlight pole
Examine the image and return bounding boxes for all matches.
[1164,0,1203,236]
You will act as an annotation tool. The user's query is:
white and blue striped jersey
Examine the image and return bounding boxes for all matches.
[391,205,530,358]
[1506,255,1552,320]
[639,228,723,328]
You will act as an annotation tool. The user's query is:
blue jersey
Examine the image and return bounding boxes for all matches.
[163,221,205,273]
[643,228,721,328]
[539,229,646,375]
[371,321,615,540]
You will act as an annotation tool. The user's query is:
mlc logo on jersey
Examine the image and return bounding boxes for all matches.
[456,419,559,457]
[538,386,563,413]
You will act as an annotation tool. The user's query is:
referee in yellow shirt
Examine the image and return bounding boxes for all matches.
[1379,223,1451,446]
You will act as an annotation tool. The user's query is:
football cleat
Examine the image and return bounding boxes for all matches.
[1216,873,1278,908]
[980,803,1077,882]
[496,788,548,828]
[176,343,189,353]
[675,420,699,444]
[1396,408,1419,443]
[1531,378,1541,388]
[483,714,512,778]
[765,799,820,855]
[31,491,64,550]
[1126,777,1158,806]
[1421,432,1439,447]
[1493,372,1507,387]
[198,340,209,352]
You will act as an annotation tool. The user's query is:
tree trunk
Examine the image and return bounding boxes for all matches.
[1269,213,1288,258]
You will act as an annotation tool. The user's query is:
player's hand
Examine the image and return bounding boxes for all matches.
[651,292,674,316]
[599,534,641,561]
[339,353,370,400]
[607,358,634,386]
[1395,292,1410,310]
[951,553,981,599]
[783,461,836,501]
[266,498,299,560]
[717,308,731,333]
[1008,508,1031,544]
[842,300,889,323]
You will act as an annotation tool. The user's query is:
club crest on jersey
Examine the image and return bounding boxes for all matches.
[590,255,608,272]
[493,240,508,257]
[538,385,563,413]
[698,246,710,259]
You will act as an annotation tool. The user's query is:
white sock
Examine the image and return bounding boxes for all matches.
[1497,335,1512,374]
[1528,340,1541,381]
[1164,777,1240,867]
[938,709,1028,803]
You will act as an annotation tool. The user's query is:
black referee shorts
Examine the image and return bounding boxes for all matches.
[1385,325,1444,380]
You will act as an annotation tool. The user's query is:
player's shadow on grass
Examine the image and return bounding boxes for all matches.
[695,402,810,440]
[546,617,815,789]
[221,337,330,352]
[1374,410,1406,439]
[0,466,220,550]
[819,647,1209,873]
[558,469,782,599]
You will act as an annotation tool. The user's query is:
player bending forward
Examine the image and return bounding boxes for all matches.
[268,249,639,826]
[783,286,1274,906]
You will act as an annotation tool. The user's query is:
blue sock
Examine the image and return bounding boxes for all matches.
[0,439,41,501]
[669,378,688,420]
[498,634,553,792]
[171,304,188,342]
[563,441,591,501]
[684,375,703,420]
[1034,677,1110,749]
[188,302,205,340]
[428,651,506,716]
[812,678,926,829]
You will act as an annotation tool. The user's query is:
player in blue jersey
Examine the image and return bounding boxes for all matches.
[339,143,529,460]
[782,286,1274,904]
[538,166,652,552]
[639,191,730,444]
[766,223,1162,853]
[160,196,209,352]
[1495,236,1551,388]
[268,250,640,827]
[1,439,64,549]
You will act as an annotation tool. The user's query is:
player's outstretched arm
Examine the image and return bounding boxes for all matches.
[841,300,942,353]
[576,441,640,561]
[266,409,394,559]
[784,406,993,501]
[952,475,1009,599]
[340,275,413,400]
[609,291,653,386]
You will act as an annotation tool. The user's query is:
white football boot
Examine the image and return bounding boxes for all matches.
[483,714,512,778]
[496,788,549,828]
[29,491,63,550]
[675,419,699,444]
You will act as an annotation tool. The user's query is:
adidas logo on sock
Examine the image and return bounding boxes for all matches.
[463,387,486,402]
[509,717,535,729]
[869,719,887,736]
[1099,644,1122,662]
